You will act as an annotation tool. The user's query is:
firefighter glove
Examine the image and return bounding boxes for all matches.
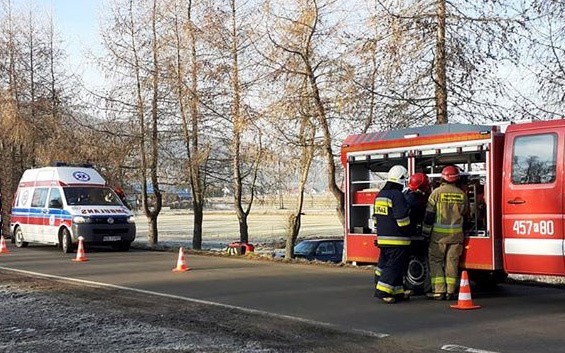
[422,224,432,238]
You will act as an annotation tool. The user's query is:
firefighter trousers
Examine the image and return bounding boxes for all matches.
[375,246,409,299]
[428,242,463,294]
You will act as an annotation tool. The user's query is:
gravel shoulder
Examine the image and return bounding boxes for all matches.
[0,270,425,353]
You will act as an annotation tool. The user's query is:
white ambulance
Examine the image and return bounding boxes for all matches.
[10,164,136,253]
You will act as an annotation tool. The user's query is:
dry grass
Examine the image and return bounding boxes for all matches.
[135,193,343,248]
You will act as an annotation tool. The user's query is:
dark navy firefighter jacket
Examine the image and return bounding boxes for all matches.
[373,181,411,246]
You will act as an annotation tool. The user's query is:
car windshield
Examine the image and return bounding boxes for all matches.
[64,187,123,206]
[294,241,317,255]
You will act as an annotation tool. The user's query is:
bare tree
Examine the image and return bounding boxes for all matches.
[364,0,527,124]
[100,0,164,246]
[205,0,266,244]
[520,0,564,118]
[284,80,317,258]
[164,0,210,250]
[263,0,345,224]
[0,1,79,236]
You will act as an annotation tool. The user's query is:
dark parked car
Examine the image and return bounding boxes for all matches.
[293,239,344,263]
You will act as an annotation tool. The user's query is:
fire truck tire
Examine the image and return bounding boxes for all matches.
[14,227,28,248]
[467,270,508,290]
[404,254,431,294]
[60,228,74,254]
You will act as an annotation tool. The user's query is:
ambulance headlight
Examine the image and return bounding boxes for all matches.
[73,216,92,224]
[127,215,135,224]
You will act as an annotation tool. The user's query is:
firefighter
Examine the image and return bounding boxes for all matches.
[423,166,470,300]
[374,173,430,289]
[372,165,412,304]
[404,173,431,239]
[400,173,431,295]
[114,186,131,209]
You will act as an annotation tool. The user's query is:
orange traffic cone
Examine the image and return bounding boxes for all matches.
[172,247,191,272]
[450,270,480,310]
[72,236,89,262]
[0,235,10,254]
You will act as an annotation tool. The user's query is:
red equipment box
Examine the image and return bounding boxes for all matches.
[353,190,378,205]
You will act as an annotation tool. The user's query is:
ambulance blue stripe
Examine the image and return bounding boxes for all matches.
[11,207,72,219]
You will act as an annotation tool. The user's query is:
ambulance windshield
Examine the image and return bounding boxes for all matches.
[64,187,123,206]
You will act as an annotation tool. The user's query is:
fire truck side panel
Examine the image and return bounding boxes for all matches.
[502,121,565,276]
[342,124,499,269]
[345,234,378,263]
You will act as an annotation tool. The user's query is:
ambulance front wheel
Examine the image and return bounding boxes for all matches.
[14,227,28,248]
[60,228,73,254]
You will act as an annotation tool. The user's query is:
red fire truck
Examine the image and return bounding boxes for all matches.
[341,120,565,290]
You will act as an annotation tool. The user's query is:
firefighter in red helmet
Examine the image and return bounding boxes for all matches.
[402,173,431,294]
[405,173,431,239]
[408,173,430,193]
[422,166,469,300]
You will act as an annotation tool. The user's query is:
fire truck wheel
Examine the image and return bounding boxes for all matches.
[60,228,73,254]
[404,254,431,294]
[14,227,29,248]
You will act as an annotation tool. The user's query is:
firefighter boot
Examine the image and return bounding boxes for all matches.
[426,292,445,300]
[381,297,397,304]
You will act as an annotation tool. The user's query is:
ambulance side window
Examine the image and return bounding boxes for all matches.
[30,188,49,208]
[48,188,63,209]
[16,190,30,207]
[511,133,557,185]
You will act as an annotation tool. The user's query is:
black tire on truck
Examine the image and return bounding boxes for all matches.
[404,253,431,295]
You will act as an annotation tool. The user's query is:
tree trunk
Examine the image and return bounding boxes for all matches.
[238,212,249,244]
[192,201,203,249]
[435,0,448,124]
[148,216,158,247]
[285,213,302,259]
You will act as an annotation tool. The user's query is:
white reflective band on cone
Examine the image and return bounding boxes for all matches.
[457,293,472,300]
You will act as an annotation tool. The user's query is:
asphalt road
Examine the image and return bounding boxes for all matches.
[0,244,564,353]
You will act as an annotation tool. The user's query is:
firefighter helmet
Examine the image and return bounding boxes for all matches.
[408,173,430,191]
[387,165,408,185]
[441,166,460,183]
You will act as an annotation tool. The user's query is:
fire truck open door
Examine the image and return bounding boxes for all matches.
[502,127,565,276]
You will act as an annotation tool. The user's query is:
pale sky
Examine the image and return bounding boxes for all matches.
[36,0,103,87]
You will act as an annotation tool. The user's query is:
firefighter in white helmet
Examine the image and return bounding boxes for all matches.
[423,165,470,300]
[372,165,412,304]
